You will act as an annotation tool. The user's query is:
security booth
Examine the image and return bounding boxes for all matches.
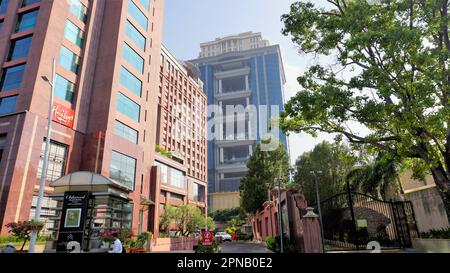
[45,172,133,253]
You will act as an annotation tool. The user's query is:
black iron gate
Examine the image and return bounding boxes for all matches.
[312,190,418,251]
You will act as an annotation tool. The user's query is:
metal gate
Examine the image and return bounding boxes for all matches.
[312,190,418,251]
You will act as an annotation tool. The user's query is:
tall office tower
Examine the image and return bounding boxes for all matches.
[0,0,165,235]
[148,45,208,237]
[191,32,288,212]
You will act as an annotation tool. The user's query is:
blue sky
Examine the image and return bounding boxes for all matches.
[163,0,335,163]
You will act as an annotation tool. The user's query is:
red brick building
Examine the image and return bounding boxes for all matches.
[148,45,208,237]
[0,0,166,235]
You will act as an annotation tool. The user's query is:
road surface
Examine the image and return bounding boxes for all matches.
[220,241,273,253]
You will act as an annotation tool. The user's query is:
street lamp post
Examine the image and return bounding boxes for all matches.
[29,59,56,253]
[311,171,325,253]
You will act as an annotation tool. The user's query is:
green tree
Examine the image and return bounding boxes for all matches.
[281,0,450,221]
[294,140,357,203]
[347,153,403,200]
[159,204,177,233]
[240,141,290,214]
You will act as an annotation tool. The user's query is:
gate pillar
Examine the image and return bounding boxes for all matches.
[302,207,324,253]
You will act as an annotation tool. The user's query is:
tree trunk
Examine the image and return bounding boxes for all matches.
[430,167,450,223]
[21,236,29,251]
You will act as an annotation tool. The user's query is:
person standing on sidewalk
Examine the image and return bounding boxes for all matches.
[109,233,124,254]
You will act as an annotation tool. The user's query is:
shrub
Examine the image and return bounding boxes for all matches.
[420,228,450,239]
[266,236,277,251]
[195,239,220,253]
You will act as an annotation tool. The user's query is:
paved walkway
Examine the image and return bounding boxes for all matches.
[220,241,273,253]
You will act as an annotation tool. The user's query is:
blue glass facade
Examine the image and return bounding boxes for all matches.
[193,45,288,199]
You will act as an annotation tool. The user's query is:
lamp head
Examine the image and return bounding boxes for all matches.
[41,76,50,82]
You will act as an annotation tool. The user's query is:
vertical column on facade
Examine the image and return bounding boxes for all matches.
[245,75,249,91]
[218,79,223,94]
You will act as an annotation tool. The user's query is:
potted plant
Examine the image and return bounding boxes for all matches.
[4,220,45,252]
[127,232,150,253]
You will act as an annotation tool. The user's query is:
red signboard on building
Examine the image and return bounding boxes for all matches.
[52,102,75,128]
[201,231,214,246]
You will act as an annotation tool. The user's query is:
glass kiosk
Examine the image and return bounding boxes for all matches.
[45,172,133,253]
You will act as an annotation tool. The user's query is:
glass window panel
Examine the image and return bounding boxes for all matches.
[122,43,144,73]
[36,141,68,181]
[22,0,40,7]
[114,120,138,144]
[68,0,87,22]
[128,0,147,31]
[59,46,80,74]
[125,20,145,51]
[8,36,33,61]
[0,64,25,91]
[117,92,140,122]
[110,151,136,190]
[15,9,39,33]
[0,0,8,15]
[54,74,75,103]
[138,0,150,11]
[64,20,84,47]
[0,95,18,116]
[120,66,142,96]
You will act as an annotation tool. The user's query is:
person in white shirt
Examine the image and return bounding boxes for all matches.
[109,233,123,253]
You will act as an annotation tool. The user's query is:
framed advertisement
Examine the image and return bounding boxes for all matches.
[64,208,82,228]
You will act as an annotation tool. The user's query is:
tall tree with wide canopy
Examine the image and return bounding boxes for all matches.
[281,0,450,221]
[294,140,357,204]
[240,141,290,214]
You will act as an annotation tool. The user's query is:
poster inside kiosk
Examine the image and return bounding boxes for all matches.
[56,191,90,253]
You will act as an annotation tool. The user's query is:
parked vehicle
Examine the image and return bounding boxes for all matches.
[215,232,232,242]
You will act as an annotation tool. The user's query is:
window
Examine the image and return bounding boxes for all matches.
[36,141,68,181]
[22,0,40,7]
[114,120,138,144]
[120,66,142,96]
[110,151,136,190]
[128,0,148,31]
[0,64,26,91]
[138,0,150,10]
[171,169,185,189]
[125,20,146,51]
[54,74,75,103]
[68,0,87,23]
[59,46,80,74]
[0,0,8,15]
[64,20,83,47]
[15,9,39,33]
[117,92,140,121]
[154,161,167,184]
[123,43,144,73]
[0,95,17,115]
[0,134,6,164]
[0,20,3,31]
[8,36,33,61]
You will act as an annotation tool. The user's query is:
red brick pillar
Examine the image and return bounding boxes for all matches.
[302,207,324,253]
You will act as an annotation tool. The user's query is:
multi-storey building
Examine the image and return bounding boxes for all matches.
[199,31,269,58]
[148,45,207,237]
[191,32,288,212]
[0,0,165,236]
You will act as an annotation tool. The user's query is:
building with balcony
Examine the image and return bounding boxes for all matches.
[191,32,289,211]
[0,0,165,236]
[148,45,208,237]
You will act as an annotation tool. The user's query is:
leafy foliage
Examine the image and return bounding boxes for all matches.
[155,145,173,159]
[210,207,246,222]
[159,205,214,237]
[294,140,357,203]
[240,142,290,214]
[347,153,403,200]
[281,0,450,220]
[420,228,450,239]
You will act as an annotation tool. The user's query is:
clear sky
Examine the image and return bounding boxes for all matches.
[163,0,335,164]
